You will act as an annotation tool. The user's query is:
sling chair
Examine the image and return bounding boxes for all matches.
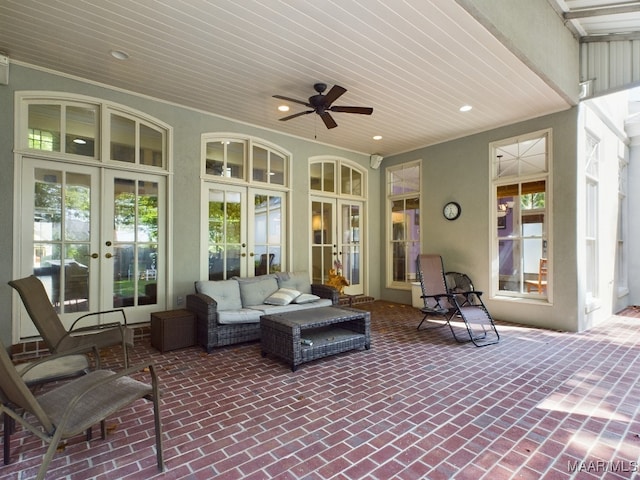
[416,254,500,347]
[9,275,134,367]
[0,340,163,479]
[4,344,101,464]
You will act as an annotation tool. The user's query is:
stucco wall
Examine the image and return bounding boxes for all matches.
[381,108,581,332]
[0,63,380,346]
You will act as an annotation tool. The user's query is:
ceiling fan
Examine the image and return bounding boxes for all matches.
[273,83,373,129]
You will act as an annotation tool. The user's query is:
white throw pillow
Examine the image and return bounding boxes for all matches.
[293,293,321,304]
[264,288,301,306]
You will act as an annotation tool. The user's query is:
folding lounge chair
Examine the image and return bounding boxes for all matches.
[0,340,163,480]
[9,275,134,367]
[416,254,499,346]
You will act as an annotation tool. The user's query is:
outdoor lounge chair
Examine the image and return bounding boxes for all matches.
[4,345,101,464]
[416,254,499,346]
[9,275,134,367]
[0,340,163,479]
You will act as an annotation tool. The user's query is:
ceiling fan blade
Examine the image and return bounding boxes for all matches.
[320,112,338,129]
[330,106,373,115]
[279,110,313,121]
[273,95,312,107]
[323,85,347,106]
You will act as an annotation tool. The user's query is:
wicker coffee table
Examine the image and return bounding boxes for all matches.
[260,306,371,371]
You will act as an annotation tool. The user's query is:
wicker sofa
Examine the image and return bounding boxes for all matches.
[186,271,339,353]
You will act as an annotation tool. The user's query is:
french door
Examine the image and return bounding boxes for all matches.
[19,158,165,338]
[311,197,364,295]
[204,184,286,279]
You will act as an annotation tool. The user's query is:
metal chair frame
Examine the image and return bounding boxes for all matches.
[416,254,500,347]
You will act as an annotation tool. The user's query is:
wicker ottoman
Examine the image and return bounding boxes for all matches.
[151,309,196,353]
[260,306,371,371]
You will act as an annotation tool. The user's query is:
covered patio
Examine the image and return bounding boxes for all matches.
[3,302,640,479]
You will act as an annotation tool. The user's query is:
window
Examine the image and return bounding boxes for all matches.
[21,96,169,171]
[110,111,165,167]
[27,102,98,157]
[617,156,628,295]
[253,145,285,185]
[492,130,550,298]
[387,161,421,287]
[584,133,599,308]
[202,136,290,188]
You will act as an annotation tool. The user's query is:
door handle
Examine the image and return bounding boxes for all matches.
[85,253,99,259]
[249,252,255,257]
[105,253,116,259]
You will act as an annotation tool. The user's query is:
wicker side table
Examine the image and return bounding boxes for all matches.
[260,306,371,371]
[151,309,196,353]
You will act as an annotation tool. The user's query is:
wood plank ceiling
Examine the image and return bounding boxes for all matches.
[0,1,637,156]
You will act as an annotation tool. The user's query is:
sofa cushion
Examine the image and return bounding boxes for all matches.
[248,298,333,315]
[293,293,321,304]
[275,271,312,294]
[236,275,279,306]
[217,308,262,324]
[264,288,301,306]
[195,279,242,311]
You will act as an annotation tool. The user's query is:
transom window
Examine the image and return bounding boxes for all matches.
[310,159,364,198]
[20,96,168,171]
[27,102,98,158]
[203,135,289,187]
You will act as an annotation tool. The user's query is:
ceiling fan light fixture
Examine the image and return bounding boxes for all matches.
[278,105,290,112]
[459,104,472,112]
[373,135,382,140]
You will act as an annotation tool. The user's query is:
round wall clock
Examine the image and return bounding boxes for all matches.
[443,201,461,221]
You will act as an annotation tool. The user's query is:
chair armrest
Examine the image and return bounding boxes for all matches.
[311,284,339,305]
[420,293,454,301]
[69,309,128,331]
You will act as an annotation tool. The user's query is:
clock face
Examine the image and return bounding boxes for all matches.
[443,202,461,220]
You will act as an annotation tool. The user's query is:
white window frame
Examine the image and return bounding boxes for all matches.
[386,160,421,290]
[200,134,291,280]
[490,129,551,301]
[584,132,600,312]
[617,156,629,297]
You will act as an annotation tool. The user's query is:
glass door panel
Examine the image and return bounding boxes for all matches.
[22,160,100,336]
[339,201,363,295]
[311,199,336,285]
[207,187,246,279]
[250,190,285,275]
[111,178,160,309]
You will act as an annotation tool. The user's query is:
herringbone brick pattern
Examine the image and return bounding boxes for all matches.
[3,301,640,479]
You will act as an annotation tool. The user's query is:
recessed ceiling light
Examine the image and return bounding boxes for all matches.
[278,105,290,112]
[373,135,382,140]
[110,50,129,60]
[459,105,472,112]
